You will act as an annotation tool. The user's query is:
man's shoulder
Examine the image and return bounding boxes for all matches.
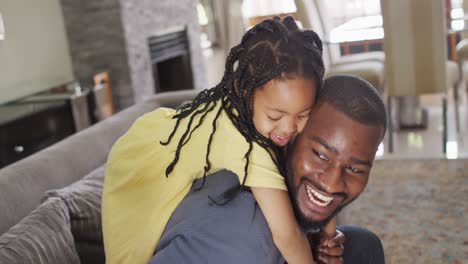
[152,170,284,264]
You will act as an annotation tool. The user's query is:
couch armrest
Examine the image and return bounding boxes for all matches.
[143,89,199,109]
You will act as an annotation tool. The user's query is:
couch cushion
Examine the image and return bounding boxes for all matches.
[44,165,106,264]
[45,165,105,243]
[0,198,80,264]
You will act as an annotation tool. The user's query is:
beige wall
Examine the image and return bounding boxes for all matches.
[0,0,74,104]
[382,0,447,96]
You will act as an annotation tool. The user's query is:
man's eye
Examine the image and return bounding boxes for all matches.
[346,166,363,174]
[313,150,328,161]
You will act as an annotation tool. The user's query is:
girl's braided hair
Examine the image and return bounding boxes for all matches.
[161,16,324,201]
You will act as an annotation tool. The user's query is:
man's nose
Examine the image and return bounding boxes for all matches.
[319,165,345,194]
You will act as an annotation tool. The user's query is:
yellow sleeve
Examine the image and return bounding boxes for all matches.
[103,107,186,264]
[103,107,176,191]
[243,143,287,190]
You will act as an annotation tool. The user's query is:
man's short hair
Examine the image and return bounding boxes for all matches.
[316,75,387,136]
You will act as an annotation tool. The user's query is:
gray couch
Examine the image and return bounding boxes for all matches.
[0,90,199,264]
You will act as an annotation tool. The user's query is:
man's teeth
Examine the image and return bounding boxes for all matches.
[306,185,333,207]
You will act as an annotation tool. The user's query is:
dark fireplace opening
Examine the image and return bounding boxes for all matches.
[148,27,194,93]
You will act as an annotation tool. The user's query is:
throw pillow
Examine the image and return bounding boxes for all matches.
[44,165,105,243]
[0,197,80,264]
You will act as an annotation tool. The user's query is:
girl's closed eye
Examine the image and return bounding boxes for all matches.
[267,115,282,121]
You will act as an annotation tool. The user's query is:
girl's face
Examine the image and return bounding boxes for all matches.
[252,77,317,147]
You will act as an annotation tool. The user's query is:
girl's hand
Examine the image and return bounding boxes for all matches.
[316,230,345,264]
[307,217,344,264]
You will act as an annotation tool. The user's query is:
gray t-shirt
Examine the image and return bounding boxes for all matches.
[149,170,284,264]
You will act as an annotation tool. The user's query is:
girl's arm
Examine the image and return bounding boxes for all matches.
[251,187,316,264]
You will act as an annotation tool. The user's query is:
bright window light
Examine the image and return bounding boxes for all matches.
[329,15,384,43]
[407,133,424,149]
[451,8,464,19]
[197,4,208,26]
[0,12,5,40]
[376,143,384,157]
[242,0,296,18]
[451,19,465,31]
[446,141,458,159]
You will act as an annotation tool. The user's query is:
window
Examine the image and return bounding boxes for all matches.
[242,0,296,18]
[323,0,381,29]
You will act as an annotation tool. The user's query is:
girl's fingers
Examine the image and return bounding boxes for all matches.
[318,244,344,257]
[330,230,345,247]
[317,253,343,264]
[321,229,345,247]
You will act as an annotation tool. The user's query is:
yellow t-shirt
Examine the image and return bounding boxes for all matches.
[102,102,287,264]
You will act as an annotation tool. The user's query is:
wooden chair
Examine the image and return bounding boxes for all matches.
[92,72,115,121]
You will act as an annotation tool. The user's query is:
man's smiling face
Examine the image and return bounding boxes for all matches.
[286,102,384,231]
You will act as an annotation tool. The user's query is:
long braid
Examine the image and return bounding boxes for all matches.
[159,117,182,145]
[161,16,324,200]
[160,43,242,148]
[182,102,217,146]
[165,100,215,176]
[194,98,225,191]
[241,141,254,186]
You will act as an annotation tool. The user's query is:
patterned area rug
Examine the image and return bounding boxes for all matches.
[339,159,467,264]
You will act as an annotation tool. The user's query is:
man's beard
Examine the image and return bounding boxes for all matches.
[289,190,344,233]
[286,175,352,233]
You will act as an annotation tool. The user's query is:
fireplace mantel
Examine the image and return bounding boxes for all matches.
[60,0,207,110]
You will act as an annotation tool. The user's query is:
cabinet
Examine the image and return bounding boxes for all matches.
[0,89,91,168]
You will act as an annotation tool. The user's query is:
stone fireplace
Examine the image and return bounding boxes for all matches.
[148,27,194,93]
[59,0,206,110]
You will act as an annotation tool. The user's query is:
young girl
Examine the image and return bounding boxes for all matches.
[102,16,325,264]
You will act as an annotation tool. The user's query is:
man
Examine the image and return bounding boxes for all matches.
[150,75,386,264]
